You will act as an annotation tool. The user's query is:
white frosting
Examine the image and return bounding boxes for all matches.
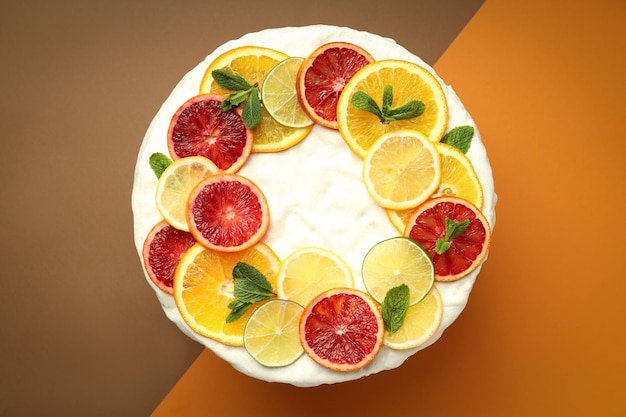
[132,25,496,386]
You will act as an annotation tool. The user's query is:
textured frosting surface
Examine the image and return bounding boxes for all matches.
[132,25,496,386]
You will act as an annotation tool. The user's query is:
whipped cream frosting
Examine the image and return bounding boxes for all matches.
[132,25,496,386]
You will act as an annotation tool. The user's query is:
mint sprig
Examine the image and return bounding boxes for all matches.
[435,217,470,255]
[226,262,276,323]
[441,125,474,153]
[381,284,410,334]
[351,85,424,123]
[211,69,262,129]
[149,152,172,178]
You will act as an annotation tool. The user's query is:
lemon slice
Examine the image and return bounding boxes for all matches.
[383,286,443,350]
[363,129,441,210]
[155,156,218,231]
[277,247,354,307]
[386,142,483,232]
[244,299,304,367]
[362,237,434,305]
[261,57,314,128]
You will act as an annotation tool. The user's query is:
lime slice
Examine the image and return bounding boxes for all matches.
[261,57,314,128]
[384,286,443,350]
[244,299,304,367]
[362,237,434,305]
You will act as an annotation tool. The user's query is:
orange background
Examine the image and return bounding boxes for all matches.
[1,0,625,415]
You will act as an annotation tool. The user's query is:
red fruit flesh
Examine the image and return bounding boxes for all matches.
[406,198,488,280]
[300,289,383,371]
[300,45,373,125]
[143,220,196,294]
[168,95,252,172]
[187,174,269,252]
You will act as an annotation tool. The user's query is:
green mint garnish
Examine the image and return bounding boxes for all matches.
[351,85,424,124]
[381,284,410,334]
[435,217,470,255]
[212,69,262,129]
[225,262,276,323]
[441,125,474,153]
[149,152,172,178]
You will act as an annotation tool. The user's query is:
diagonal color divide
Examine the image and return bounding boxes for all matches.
[152,0,626,416]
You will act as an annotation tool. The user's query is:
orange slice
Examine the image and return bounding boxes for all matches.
[173,242,280,346]
[337,59,448,158]
[200,46,312,152]
[296,42,374,129]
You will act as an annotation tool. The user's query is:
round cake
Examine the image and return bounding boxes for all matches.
[132,25,496,386]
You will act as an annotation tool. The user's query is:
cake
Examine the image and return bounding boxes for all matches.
[132,25,496,386]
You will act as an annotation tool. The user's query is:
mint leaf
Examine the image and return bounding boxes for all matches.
[149,152,172,178]
[352,85,424,123]
[441,125,474,153]
[225,300,252,323]
[435,217,470,255]
[221,89,251,111]
[241,87,262,129]
[381,284,410,333]
[351,91,382,118]
[385,100,424,121]
[212,69,253,91]
[232,262,274,303]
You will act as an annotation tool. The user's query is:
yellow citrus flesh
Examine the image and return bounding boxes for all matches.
[383,286,443,350]
[432,142,483,207]
[277,247,354,308]
[386,142,483,233]
[363,130,441,210]
[261,57,314,129]
[362,237,434,305]
[337,59,448,158]
[173,242,280,346]
[244,299,304,367]
[199,46,312,152]
[155,156,219,231]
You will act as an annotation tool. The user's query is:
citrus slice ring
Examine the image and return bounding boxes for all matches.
[404,196,491,282]
[186,173,270,252]
[337,59,448,158]
[261,57,314,129]
[142,220,197,295]
[299,288,384,372]
[155,156,219,231]
[362,237,434,306]
[277,247,354,308]
[296,42,374,129]
[132,25,496,387]
[167,94,253,173]
[244,299,304,367]
[173,242,281,346]
[363,130,441,210]
[199,45,312,153]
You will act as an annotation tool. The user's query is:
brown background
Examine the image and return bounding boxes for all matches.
[1,0,485,415]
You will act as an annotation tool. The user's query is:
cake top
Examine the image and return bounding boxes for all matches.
[133,25,496,386]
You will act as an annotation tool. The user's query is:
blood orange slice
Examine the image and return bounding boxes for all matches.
[299,288,384,372]
[296,42,374,129]
[142,219,196,294]
[186,173,270,252]
[403,196,491,282]
[167,94,253,173]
